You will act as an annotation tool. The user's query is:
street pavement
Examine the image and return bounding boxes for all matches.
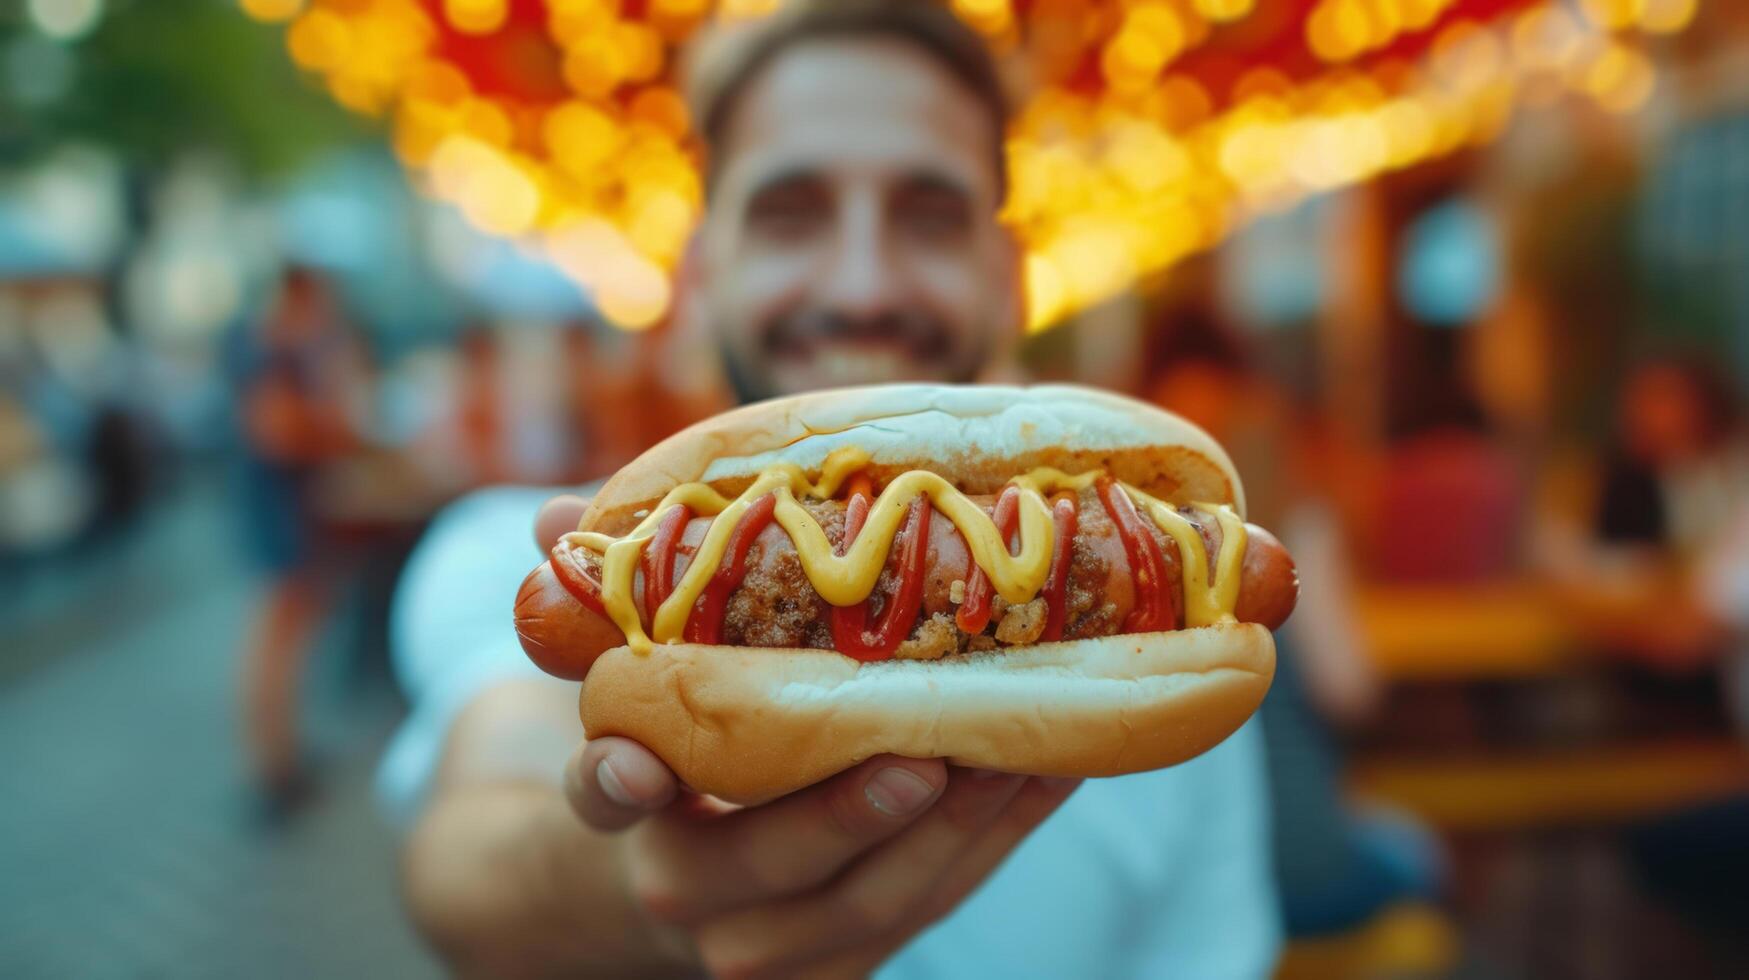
[0,476,438,978]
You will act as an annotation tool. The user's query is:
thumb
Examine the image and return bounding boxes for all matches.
[565,737,679,832]
[535,494,591,553]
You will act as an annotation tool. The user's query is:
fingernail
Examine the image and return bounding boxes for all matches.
[866,767,935,817]
[597,758,637,807]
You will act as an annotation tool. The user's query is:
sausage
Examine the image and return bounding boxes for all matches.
[515,487,1298,680]
[515,559,631,681]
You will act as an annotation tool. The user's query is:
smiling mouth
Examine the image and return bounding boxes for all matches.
[762,313,954,363]
[786,347,940,387]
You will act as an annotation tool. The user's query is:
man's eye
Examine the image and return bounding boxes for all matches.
[747,185,828,239]
[896,189,971,240]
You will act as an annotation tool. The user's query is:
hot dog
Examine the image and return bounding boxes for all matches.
[513,384,1293,803]
[516,490,1298,681]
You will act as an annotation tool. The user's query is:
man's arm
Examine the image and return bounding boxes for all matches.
[391,491,681,975]
[395,496,1080,978]
[400,675,1080,978]
[402,679,683,978]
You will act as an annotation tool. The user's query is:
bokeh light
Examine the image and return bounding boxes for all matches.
[442,0,508,36]
[30,0,105,40]
[244,0,1701,331]
[239,0,305,23]
[1640,0,1698,34]
[1577,0,1645,31]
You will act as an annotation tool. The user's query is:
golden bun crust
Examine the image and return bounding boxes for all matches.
[580,623,1275,805]
[579,384,1244,536]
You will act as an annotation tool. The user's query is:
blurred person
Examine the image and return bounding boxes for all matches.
[231,266,370,811]
[1599,359,1744,558]
[1618,364,1749,965]
[1545,357,1746,668]
[0,282,102,555]
[1148,309,1446,938]
[83,391,165,542]
[1372,349,1524,584]
[1612,356,1749,695]
[385,3,1279,977]
[1523,354,1749,963]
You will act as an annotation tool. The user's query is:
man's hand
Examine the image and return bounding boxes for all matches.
[534,494,592,555]
[571,737,1079,979]
[536,493,1081,978]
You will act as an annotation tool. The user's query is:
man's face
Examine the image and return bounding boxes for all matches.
[689,37,1017,400]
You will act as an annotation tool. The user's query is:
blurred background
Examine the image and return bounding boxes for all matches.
[2,0,1747,977]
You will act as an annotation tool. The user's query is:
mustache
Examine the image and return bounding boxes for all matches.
[760,309,954,360]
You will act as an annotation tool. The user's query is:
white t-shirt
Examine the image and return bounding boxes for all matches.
[378,487,1283,979]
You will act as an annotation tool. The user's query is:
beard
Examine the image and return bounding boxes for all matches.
[718,308,994,404]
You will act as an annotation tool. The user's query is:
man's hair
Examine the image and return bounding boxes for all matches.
[688,0,1011,193]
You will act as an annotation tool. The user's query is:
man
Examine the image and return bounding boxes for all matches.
[383,2,1280,975]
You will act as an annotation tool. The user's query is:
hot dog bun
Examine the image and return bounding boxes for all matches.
[531,383,1277,802]
[578,383,1245,534]
[581,623,1274,805]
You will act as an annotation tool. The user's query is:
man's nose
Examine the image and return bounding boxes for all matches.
[817,197,901,320]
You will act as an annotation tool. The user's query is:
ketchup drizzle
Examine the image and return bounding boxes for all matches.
[828,489,872,656]
[683,493,780,645]
[562,473,1192,655]
[956,486,1021,634]
[831,483,933,662]
[549,551,608,617]
[1039,494,1080,642]
[641,503,691,622]
[1095,477,1175,633]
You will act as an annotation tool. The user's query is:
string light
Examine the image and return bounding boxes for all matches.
[720,0,781,21]
[953,0,1015,36]
[239,0,304,23]
[543,101,622,176]
[596,256,673,330]
[1581,41,1656,113]
[442,0,506,36]
[1194,0,1255,24]
[1308,0,1458,64]
[287,10,351,70]
[1639,0,1698,33]
[1512,5,1581,70]
[1577,0,1644,31]
[247,0,1702,331]
[429,136,542,236]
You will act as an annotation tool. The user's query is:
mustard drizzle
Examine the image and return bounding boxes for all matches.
[561,447,1246,655]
